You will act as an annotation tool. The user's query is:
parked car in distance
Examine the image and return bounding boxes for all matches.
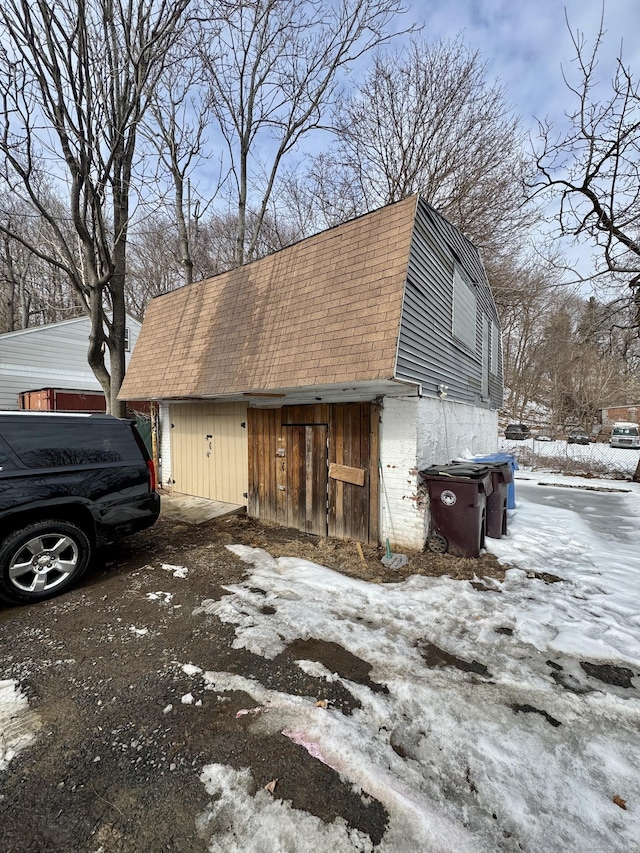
[505,423,530,440]
[0,412,160,604]
[534,434,553,442]
[609,421,640,449]
[567,432,590,445]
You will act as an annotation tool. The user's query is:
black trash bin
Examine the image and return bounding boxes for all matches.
[450,459,513,539]
[473,453,518,509]
[419,464,493,558]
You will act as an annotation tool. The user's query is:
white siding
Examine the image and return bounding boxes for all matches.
[159,402,172,485]
[415,395,498,470]
[0,316,141,410]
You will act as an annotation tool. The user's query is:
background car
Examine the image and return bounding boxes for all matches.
[534,434,553,442]
[505,423,530,440]
[567,432,590,445]
[0,412,160,604]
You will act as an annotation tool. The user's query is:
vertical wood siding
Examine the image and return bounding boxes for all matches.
[248,402,379,544]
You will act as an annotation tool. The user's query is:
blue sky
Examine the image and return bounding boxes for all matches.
[410,0,640,132]
[401,1,640,283]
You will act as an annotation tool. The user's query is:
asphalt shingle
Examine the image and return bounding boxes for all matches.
[119,196,418,400]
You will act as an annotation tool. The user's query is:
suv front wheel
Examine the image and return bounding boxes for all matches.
[0,520,92,604]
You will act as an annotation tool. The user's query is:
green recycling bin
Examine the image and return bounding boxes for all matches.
[420,463,493,558]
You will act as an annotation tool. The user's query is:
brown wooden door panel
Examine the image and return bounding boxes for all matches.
[285,424,328,536]
[247,407,281,523]
[248,402,379,545]
[328,403,375,543]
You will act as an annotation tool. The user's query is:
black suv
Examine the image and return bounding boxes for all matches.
[0,412,160,604]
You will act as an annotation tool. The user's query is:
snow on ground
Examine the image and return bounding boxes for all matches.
[191,472,640,852]
[499,436,640,477]
[2,463,640,851]
[0,679,40,771]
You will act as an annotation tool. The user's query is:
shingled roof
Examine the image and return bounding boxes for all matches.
[118,196,419,401]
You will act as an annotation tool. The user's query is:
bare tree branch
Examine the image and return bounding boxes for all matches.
[532,10,640,313]
[0,0,191,412]
[197,0,416,266]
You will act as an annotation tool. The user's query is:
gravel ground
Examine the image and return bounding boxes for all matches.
[0,505,505,852]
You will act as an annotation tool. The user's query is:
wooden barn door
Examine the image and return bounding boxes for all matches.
[248,402,379,544]
[328,403,379,544]
[284,424,328,536]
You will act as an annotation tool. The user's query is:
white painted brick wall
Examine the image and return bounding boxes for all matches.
[416,397,498,470]
[379,397,426,550]
[379,395,498,551]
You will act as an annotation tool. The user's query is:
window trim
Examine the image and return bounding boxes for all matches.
[481,315,489,398]
[490,321,500,376]
[452,265,477,353]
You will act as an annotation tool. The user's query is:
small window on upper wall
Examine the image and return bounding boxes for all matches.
[490,321,500,375]
[124,327,131,352]
[452,266,477,352]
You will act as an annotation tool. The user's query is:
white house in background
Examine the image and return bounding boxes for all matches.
[0,315,141,410]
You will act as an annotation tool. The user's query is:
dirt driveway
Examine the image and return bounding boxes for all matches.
[0,498,504,853]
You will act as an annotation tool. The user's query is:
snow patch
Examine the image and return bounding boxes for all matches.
[0,680,40,770]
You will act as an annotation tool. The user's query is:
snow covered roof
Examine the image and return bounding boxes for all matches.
[119,197,420,401]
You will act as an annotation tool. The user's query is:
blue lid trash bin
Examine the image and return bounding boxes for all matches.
[473,452,518,509]
[419,464,493,558]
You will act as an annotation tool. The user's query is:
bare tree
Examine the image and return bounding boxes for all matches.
[126,217,184,321]
[0,0,190,413]
[532,11,640,477]
[1,228,34,332]
[197,0,414,266]
[535,292,638,434]
[301,37,534,264]
[490,258,565,421]
[146,48,219,288]
[126,210,258,319]
[533,10,640,319]
[0,196,84,331]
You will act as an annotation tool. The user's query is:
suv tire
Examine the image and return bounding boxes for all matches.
[0,520,92,604]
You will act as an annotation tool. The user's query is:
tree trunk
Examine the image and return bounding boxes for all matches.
[109,278,128,418]
[174,171,193,287]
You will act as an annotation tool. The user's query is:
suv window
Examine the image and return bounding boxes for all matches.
[0,436,18,471]
[1,419,141,468]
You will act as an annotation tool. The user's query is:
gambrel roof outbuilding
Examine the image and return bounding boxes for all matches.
[120,195,502,409]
